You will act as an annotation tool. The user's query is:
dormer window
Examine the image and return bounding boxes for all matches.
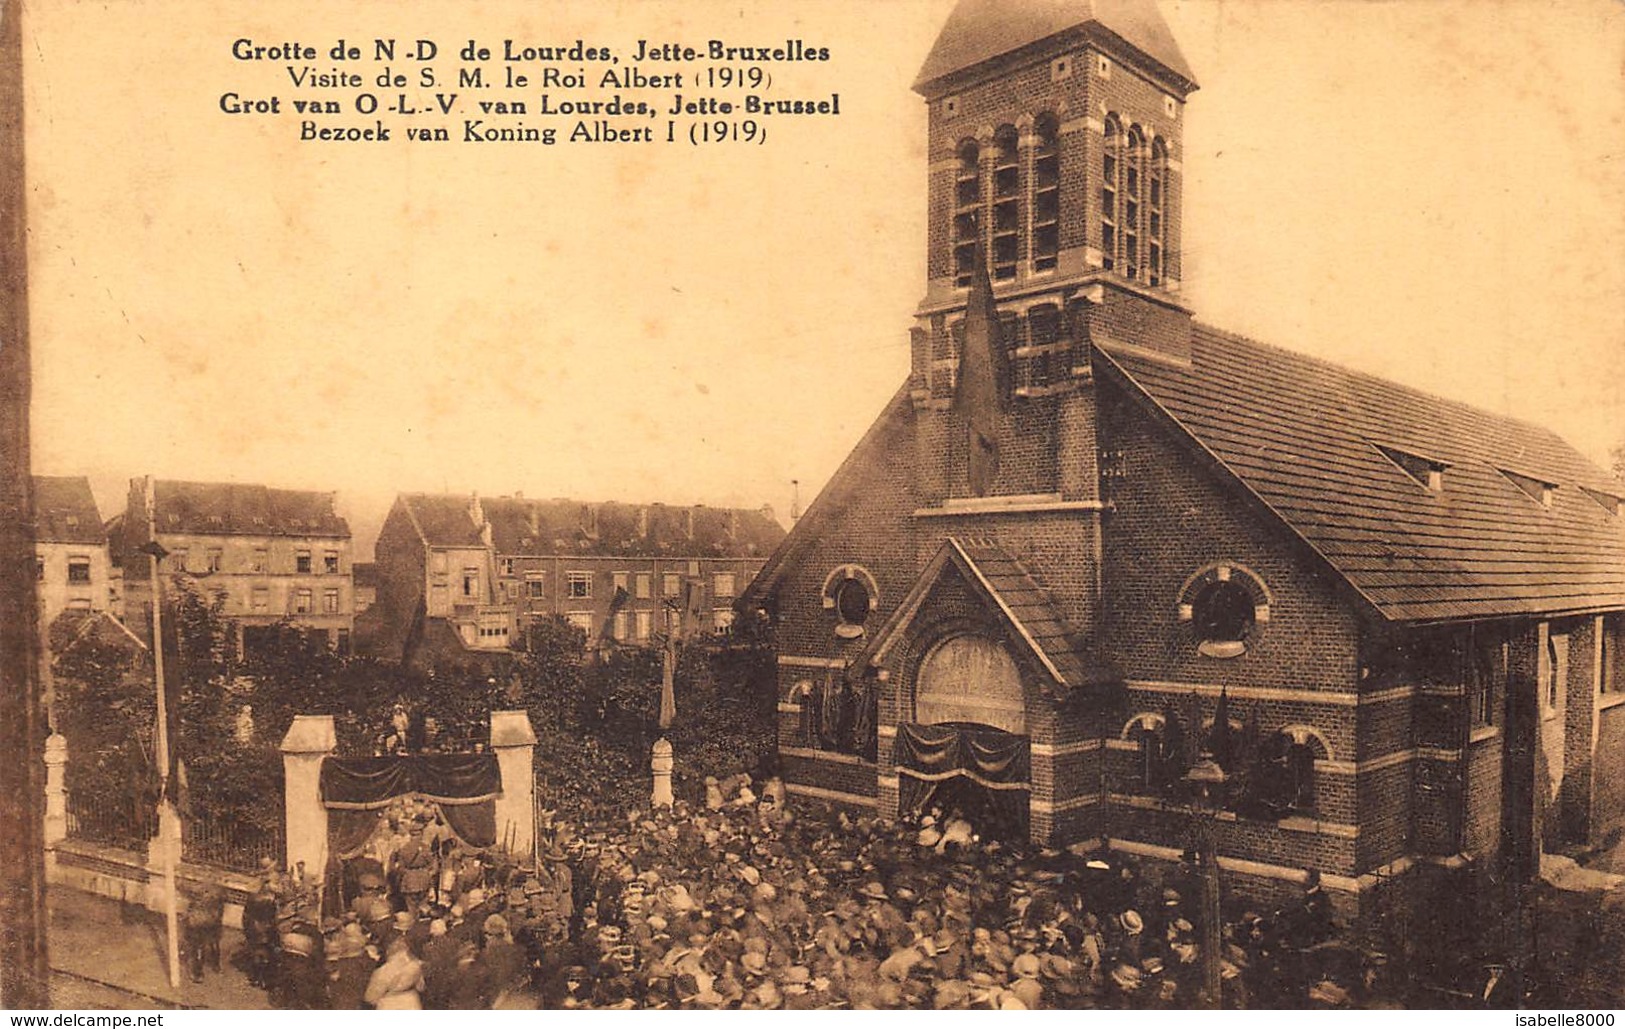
[1581,486,1621,516]
[1373,442,1449,493]
[1500,468,1558,508]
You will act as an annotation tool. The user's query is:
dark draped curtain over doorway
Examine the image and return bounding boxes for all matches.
[895,721,1030,839]
[320,754,503,856]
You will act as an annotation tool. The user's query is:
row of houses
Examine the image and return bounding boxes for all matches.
[31,476,782,668]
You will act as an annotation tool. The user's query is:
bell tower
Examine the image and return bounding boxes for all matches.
[908,0,1198,505]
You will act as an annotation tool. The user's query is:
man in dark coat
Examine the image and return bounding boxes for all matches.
[242,872,280,990]
[182,882,225,982]
[325,923,375,1010]
[475,914,528,1007]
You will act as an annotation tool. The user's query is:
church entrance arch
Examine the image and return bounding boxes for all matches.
[898,634,1031,839]
[915,634,1026,732]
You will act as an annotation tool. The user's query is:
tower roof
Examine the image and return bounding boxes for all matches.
[914,0,1196,95]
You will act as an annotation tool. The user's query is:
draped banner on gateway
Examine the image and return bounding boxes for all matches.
[894,722,1030,833]
[320,754,503,856]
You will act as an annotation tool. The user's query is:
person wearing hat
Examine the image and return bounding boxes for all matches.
[475,913,526,1007]
[1114,909,1145,969]
[182,881,225,983]
[365,936,426,1009]
[243,866,280,990]
[380,908,417,956]
[418,918,462,1009]
[276,923,328,1010]
[327,923,375,1010]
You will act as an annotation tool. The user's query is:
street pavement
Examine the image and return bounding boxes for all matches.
[45,887,269,1010]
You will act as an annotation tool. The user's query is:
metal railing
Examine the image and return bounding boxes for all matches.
[65,790,157,852]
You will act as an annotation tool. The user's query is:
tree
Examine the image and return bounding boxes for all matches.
[49,611,159,842]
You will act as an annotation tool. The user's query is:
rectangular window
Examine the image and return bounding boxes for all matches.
[566,611,593,632]
[324,551,340,574]
[462,567,479,598]
[636,573,652,599]
[567,572,593,599]
[252,586,269,612]
[294,588,313,614]
[613,571,629,593]
[613,612,627,640]
[432,551,448,575]
[713,608,735,631]
[663,573,681,598]
[323,588,339,614]
[526,576,546,600]
[169,548,189,573]
[499,557,515,577]
[296,550,312,574]
[34,555,43,581]
[206,548,223,573]
[635,611,652,641]
[67,556,92,584]
[67,598,92,611]
[714,572,736,598]
[252,548,268,573]
[1545,632,1569,715]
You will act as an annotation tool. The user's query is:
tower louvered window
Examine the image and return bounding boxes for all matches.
[1149,137,1167,286]
[953,140,980,288]
[1124,126,1144,281]
[992,126,1021,281]
[1101,115,1121,272]
[1032,114,1060,273]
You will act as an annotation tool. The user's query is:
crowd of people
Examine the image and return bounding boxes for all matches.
[217,776,1400,1010]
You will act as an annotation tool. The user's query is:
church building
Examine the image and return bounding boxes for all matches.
[741,0,1625,917]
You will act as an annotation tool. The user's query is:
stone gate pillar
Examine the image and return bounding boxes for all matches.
[42,732,67,848]
[280,715,336,877]
[490,710,537,858]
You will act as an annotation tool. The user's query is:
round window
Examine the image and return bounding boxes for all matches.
[834,577,871,627]
[1192,580,1255,658]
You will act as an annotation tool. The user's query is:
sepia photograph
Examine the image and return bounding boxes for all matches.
[1,0,1623,1013]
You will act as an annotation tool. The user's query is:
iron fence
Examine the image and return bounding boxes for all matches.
[182,817,284,874]
[65,790,157,852]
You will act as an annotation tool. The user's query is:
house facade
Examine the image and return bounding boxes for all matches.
[32,475,110,630]
[367,493,782,666]
[116,479,356,655]
[740,0,1625,920]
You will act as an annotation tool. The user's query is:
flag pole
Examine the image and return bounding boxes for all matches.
[142,476,182,989]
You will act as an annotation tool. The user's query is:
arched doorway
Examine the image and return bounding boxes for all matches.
[897,634,1031,840]
[915,635,1026,732]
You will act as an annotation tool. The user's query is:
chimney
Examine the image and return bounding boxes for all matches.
[727,509,739,540]
[637,506,649,539]
[684,507,695,541]
[469,491,485,531]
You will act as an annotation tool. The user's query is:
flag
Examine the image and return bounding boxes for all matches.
[1210,687,1233,769]
[682,578,706,637]
[953,219,1008,496]
[659,638,677,729]
[599,585,630,642]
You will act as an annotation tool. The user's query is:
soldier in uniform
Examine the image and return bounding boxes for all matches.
[243,865,281,990]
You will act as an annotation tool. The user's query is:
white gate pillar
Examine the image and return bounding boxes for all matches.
[490,710,537,858]
[280,715,337,876]
[43,732,68,848]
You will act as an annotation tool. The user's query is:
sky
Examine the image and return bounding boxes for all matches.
[23,0,1625,557]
